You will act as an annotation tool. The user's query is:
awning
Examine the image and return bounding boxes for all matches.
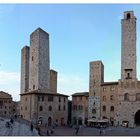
[97,119,109,123]
[87,119,98,122]
[87,119,109,123]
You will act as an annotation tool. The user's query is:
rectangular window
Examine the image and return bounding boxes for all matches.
[58,105,61,111]
[64,98,65,103]
[110,87,115,91]
[33,85,35,90]
[103,106,106,111]
[0,101,3,106]
[32,56,34,61]
[59,97,61,102]
[38,95,44,102]
[48,96,53,102]
[103,88,107,92]
[39,106,43,111]
[25,106,27,110]
[42,96,44,101]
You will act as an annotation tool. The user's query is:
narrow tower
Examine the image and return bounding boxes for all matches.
[88,61,104,120]
[20,46,30,94]
[50,69,57,93]
[121,11,137,80]
[29,28,50,93]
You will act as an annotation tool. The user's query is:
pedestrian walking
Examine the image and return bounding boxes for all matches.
[99,129,102,135]
[38,127,41,136]
[75,126,79,135]
[10,118,14,124]
[46,130,50,136]
[45,122,47,128]
[102,129,105,135]
[30,123,33,132]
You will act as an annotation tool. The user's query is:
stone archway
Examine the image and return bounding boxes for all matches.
[135,110,140,126]
[48,117,52,126]
[78,117,82,125]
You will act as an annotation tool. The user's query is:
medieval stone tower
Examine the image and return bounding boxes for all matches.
[121,11,137,80]
[116,11,140,127]
[20,46,30,94]
[86,11,140,128]
[29,28,50,93]
[20,28,68,125]
[88,61,104,120]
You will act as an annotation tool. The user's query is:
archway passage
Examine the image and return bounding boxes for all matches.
[78,117,82,125]
[48,117,52,126]
[135,110,140,126]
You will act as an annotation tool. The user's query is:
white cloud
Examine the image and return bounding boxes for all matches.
[58,73,88,100]
[0,71,89,101]
[0,71,20,101]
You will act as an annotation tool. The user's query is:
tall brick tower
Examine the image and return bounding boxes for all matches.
[121,11,137,80]
[20,46,30,94]
[29,28,50,93]
[117,11,138,128]
[88,61,104,120]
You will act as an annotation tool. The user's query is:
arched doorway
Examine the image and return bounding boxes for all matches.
[78,117,82,125]
[48,117,52,126]
[135,110,140,126]
[73,117,77,125]
[61,118,64,126]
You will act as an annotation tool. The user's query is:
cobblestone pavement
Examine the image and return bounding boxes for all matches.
[39,126,140,136]
[0,117,39,136]
[1,116,140,136]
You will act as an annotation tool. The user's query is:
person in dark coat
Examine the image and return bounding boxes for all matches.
[30,123,33,132]
[75,126,79,135]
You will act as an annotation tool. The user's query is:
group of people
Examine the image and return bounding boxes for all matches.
[99,128,106,135]
[5,118,14,128]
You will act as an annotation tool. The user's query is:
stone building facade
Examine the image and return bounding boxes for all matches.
[72,92,88,125]
[88,11,140,128]
[20,28,68,126]
[20,92,68,126]
[0,91,19,118]
[72,11,140,128]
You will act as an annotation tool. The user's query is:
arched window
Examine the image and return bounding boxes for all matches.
[103,116,107,119]
[92,109,96,113]
[49,106,52,111]
[63,105,65,111]
[103,105,106,111]
[127,13,131,19]
[103,96,106,101]
[136,93,140,101]
[110,95,114,101]
[110,106,114,112]
[39,106,43,111]
[124,93,129,101]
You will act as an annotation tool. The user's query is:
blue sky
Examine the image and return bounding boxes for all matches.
[0,4,140,101]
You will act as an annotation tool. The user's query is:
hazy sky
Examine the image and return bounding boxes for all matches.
[0,4,140,101]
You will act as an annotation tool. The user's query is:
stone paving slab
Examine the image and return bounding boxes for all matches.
[0,117,39,136]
